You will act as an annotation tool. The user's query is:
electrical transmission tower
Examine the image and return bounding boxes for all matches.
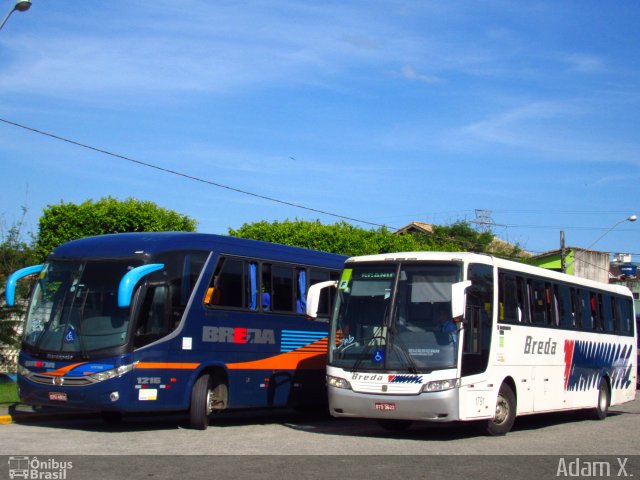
[473,209,495,233]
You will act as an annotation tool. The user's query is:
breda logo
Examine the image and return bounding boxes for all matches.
[202,326,275,344]
[523,335,557,355]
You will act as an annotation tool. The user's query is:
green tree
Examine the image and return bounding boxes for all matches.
[229,219,526,259]
[428,222,495,252]
[35,197,197,260]
[0,209,37,367]
[229,219,488,256]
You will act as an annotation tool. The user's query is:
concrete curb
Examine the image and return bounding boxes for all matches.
[0,404,95,424]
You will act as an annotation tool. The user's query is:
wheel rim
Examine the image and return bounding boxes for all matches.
[598,386,608,412]
[205,388,213,415]
[494,394,509,425]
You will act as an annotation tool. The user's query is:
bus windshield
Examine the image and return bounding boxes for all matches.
[23,260,141,355]
[329,262,462,372]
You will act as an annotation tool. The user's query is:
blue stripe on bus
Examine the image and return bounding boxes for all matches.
[565,340,633,392]
[280,330,327,352]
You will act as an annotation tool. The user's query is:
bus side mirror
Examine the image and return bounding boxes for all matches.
[451,280,472,320]
[5,264,43,306]
[118,264,165,307]
[306,280,337,320]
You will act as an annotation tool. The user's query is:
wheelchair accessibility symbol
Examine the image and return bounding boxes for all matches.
[373,349,384,363]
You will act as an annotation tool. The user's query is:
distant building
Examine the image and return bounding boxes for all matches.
[609,254,640,315]
[530,247,610,284]
[394,221,434,235]
[394,221,529,258]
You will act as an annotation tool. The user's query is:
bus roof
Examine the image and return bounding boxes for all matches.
[49,232,347,268]
[344,251,632,296]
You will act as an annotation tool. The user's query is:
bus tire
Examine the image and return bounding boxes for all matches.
[485,383,516,436]
[376,419,413,431]
[592,378,610,421]
[190,373,213,430]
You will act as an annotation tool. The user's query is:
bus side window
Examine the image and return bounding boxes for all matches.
[516,276,527,323]
[175,253,209,322]
[206,258,244,308]
[309,268,338,319]
[529,279,547,325]
[461,263,493,377]
[615,298,633,335]
[295,268,306,314]
[545,282,556,326]
[602,294,615,333]
[556,284,574,328]
[570,287,581,329]
[204,258,261,311]
[579,290,593,330]
[271,264,294,313]
[591,292,602,331]
[261,263,271,311]
[142,286,167,334]
[498,272,518,323]
[247,262,258,310]
[134,285,168,348]
[310,269,329,316]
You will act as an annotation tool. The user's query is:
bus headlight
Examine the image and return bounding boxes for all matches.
[327,375,352,390]
[90,364,134,382]
[17,364,32,377]
[422,379,459,393]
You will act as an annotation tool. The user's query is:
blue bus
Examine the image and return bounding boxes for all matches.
[6,232,345,429]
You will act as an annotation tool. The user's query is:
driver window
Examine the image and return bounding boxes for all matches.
[134,285,168,348]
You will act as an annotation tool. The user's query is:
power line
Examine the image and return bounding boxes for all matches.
[491,209,637,215]
[2,116,636,258]
[0,117,392,229]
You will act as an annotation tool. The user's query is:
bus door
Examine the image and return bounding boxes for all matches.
[128,252,208,409]
[459,264,495,419]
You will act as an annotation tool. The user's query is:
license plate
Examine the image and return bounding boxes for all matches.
[374,402,396,411]
[48,392,67,402]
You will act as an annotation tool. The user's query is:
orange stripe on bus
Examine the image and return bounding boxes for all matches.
[41,362,88,377]
[226,338,328,370]
[135,362,200,370]
[226,351,326,370]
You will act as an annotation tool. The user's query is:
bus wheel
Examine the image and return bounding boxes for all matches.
[592,378,610,420]
[485,383,516,436]
[376,419,413,431]
[190,374,213,430]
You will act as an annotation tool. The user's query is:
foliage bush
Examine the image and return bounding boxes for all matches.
[0,209,37,367]
[229,219,509,257]
[35,197,197,261]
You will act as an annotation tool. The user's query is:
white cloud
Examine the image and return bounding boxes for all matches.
[399,65,442,84]
[0,1,419,104]
[563,53,605,74]
[457,102,640,165]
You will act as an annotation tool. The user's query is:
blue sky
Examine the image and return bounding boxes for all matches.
[0,0,638,257]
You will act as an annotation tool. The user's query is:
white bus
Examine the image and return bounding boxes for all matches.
[306,252,637,435]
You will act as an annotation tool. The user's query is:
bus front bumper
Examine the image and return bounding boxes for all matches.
[328,385,460,421]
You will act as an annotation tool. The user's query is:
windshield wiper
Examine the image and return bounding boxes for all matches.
[33,287,70,353]
[76,287,90,360]
[388,302,420,374]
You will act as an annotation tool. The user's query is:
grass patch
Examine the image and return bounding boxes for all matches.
[0,382,19,404]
